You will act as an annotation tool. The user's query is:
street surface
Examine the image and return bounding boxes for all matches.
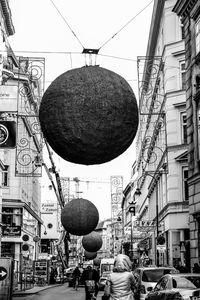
[13,283,104,300]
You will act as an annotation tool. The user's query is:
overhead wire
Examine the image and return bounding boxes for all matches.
[98,0,154,51]
[49,0,154,54]
[49,0,85,49]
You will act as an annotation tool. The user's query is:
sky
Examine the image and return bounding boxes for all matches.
[8,0,153,220]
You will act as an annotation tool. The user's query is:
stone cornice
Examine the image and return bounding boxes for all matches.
[0,0,15,36]
[142,0,165,87]
[173,0,197,19]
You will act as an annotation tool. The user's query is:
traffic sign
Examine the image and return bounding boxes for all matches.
[0,267,7,281]
[0,257,13,300]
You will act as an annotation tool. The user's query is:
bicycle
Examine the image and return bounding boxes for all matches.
[35,276,46,286]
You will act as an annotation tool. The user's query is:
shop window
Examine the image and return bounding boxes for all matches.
[197,103,200,161]
[195,16,200,55]
[180,61,186,90]
[182,167,189,201]
[181,112,187,144]
[180,18,184,40]
[2,165,9,186]
[2,207,22,226]
[1,242,15,258]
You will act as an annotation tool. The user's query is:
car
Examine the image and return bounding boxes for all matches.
[64,267,74,287]
[98,271,112,291]
[145,273,200,300]
[132,266,178,300]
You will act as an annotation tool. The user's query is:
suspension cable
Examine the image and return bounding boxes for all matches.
[98,0,154,51]
[49,0,85,49]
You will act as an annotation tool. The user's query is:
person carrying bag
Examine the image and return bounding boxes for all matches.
[102,254,135,300]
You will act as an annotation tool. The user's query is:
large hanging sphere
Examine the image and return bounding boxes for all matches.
[39,65,139,165]
[82,231,103,252]
[84,251,97,260]
[61,198,99,236]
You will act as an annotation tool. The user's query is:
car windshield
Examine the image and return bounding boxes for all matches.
[174,276,200,289]
[142,269,173,282]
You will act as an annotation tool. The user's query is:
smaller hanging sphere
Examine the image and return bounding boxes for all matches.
[82,231,103,252]
[61,198,99,236]
[93,258,101,266]
[84,251,97,260]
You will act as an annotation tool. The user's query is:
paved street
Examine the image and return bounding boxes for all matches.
[13,283,104,300]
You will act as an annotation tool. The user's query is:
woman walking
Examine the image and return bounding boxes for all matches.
[103,254,135,300]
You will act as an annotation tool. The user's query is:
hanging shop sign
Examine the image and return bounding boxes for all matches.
[0,85,18,112]
[2,226,21,236]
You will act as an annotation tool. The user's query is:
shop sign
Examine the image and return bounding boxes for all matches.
[0,85,18,112]
[41,203,57,213]
[157,245,166,253]
[2,226,21,236]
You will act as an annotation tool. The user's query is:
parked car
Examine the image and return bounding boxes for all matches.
[64,267,74,287]
[98,271,112,291]
[132,266,178,300]
[145,273,200,300]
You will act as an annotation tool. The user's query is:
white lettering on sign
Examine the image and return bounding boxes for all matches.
[41,203,57,213]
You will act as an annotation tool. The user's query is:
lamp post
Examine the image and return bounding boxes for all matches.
[129,200,136,262]
[135,171,160,267]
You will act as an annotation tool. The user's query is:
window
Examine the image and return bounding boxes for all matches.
[197,108,200,161]
[2,165,9,186]
[2,208,22,226]
[182,167,189,201]
[181,113,187,144]
[195,17,200,54]
[180,61,186,90]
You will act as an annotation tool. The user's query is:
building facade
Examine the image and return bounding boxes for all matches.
[0,0,45,284]
[173,0,200,268]
[134,0,189,268]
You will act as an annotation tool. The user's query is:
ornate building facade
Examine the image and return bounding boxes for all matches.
[173,0,200,268]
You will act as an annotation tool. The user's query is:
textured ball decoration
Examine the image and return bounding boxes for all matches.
[82,231,103,252]
[93,258,101,266]
[61,198,99,236]
[84,251,97,260]
[39,65,139,165]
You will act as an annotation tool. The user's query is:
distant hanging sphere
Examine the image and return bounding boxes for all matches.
[93,258,101,266]
[84,251,97,260]
[82,231,103,252]
[39,65,139,165]
[61,198,99,236]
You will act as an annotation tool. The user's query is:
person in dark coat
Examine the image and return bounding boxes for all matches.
[82,265,100,300]
[72,266,81,288]
[49,266,57,284]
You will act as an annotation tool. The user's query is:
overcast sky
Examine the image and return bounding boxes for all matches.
[9,0,153,219]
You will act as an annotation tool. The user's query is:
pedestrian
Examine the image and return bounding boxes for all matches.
[193,263,200,273]
[72,266,81,289]
[49,266,57,284]
[103,254,135,300]
[82,265,100,300]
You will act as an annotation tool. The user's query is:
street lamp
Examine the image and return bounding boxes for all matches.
[128,200,136,262]
[134,171,161,267]
[41,223,47,235]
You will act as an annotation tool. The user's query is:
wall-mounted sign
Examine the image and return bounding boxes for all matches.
[0,85,18,112]
[2,226,21,236]
[41,203,57,213]
[0,257,13,300]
